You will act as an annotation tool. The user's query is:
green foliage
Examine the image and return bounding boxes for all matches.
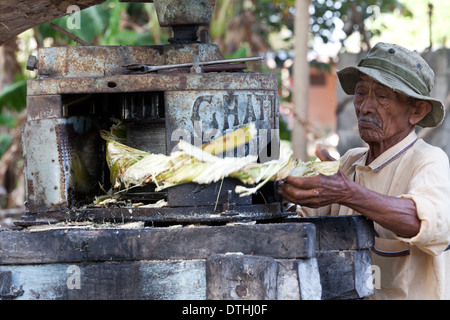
[310,0,411,44]
[35,0,169,46]
[225,46,248,59]
[0,78,27,158]
[0,133,12,156]
[0,80,27,112]
[279,115,291,141]
[0,113,17,128]
[254,0,296,32]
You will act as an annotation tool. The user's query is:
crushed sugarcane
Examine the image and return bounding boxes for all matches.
[98,123,340,205]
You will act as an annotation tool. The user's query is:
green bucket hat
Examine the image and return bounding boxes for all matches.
[337,42,445,128]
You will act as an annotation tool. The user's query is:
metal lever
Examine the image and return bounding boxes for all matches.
[221,190,238,216]
[124,56,265,74]
[48,23,89,46]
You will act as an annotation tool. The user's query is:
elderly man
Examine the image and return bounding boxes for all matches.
[279,42,450,299]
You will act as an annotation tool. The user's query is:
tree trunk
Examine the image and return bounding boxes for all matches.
[292,0,310,161]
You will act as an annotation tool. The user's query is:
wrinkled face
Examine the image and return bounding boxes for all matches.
[353,74,414,146]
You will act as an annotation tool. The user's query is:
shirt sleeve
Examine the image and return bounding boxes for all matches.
[396,147,450,256]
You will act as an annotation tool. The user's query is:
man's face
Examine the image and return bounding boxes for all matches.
[353,74,413,146]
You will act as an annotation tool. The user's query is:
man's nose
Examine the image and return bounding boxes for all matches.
[356,93,376,114]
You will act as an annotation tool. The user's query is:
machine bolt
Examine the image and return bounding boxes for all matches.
[221,190,237,216]
[26,55,38,71]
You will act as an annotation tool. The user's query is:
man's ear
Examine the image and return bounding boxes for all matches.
[409,100,432,125]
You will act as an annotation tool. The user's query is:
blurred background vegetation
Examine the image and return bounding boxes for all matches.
[0,0,448,223]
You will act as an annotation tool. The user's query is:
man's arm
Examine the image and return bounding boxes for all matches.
[278,146,421,238]
[279,174,420,238]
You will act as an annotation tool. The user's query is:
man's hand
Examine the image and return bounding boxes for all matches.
[278,145,353,208]
[315,144,335,162]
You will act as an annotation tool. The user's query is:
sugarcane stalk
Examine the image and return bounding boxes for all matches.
[100,123,340,199]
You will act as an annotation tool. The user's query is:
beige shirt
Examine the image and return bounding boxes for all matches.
[300,130,450,299]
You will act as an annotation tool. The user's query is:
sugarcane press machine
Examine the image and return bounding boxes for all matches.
[0,0,374,300]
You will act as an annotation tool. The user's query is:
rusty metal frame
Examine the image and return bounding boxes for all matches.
[23,42,281,226]
[27,73,277,95]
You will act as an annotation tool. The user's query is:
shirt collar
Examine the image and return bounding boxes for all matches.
[352,130,418,171]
